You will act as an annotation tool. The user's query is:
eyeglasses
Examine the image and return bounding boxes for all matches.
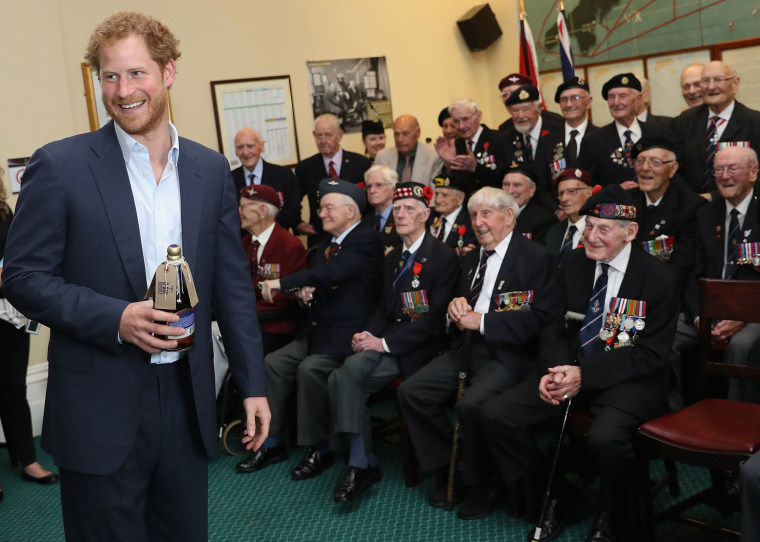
[700,76,735,86]
[633,157,675,168]
[317,203,349,214]
[558,95,588,104]
[557,186,590,197]
[713,165,751,176]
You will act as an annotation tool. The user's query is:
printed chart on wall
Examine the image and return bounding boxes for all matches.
[532,0,757,72]
[210,76,300,168]
[306,57,393,134]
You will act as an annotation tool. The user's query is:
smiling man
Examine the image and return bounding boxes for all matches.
[554,77,597,169]
[543,168,594,264]
[2,12,270,541]
[502,163,557,245]
[481,185,678,542]
[680,63,704,108]
[672,61,760,198]
[398,186,558,520]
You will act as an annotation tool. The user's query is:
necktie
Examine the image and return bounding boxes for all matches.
[468,140,475,152]
[374,213,382,232]
[329,160,338,179]
[579,263,609,357]
[704,116,720,191]
[393,250,413,293]
[251,240,260,272]
[327,242,339,262]
[468,250,495,307]
[248,173,256,186]
[725,208,741,279]
[524,135,533,161]
[565,129,579,163]
[623,130,634,161]
[437,217,447,241]
[401,154,411,183]
[558,225,577,264]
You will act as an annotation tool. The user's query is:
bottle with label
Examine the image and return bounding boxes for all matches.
[146,244,199,351]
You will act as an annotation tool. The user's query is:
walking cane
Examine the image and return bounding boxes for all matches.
[444,330,473,511]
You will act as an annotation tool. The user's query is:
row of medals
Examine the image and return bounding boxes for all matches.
[600,314,645,346]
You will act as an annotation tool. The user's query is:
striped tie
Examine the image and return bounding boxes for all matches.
[579,263,609,357]
[468,250,495,306]
[558,225,577,264]
[703,116,721,191]
[725,208,741,279]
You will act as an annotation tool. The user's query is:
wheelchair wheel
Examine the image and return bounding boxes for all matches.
[222,419,247,456]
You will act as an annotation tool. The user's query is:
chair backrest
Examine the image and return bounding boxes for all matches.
[697,278,760,394]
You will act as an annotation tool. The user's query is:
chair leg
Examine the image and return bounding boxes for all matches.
[396,401,419,487]
[665,458,680,497]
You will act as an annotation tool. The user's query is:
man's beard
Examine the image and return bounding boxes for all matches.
[105,89,168,137]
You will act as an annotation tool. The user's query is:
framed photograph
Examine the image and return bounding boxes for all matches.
[81,63,174,131]
[210,75,300,168]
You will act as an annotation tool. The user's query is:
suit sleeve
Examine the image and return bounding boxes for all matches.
[276,167,303,230]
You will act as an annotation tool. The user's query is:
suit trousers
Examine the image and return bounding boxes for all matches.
[741,451,760,542]
[397,339,519,486]
[58,358,207,542]
[481,376,643,514]
[265,337,341,446]
[328,350,400,456]
[0,321,35,467]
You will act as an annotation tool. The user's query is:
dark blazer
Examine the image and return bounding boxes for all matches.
[362,207,401,255]
[451,124,502,190]
[578,120,675,187]
[364,233,459,378]
[544,218,584,265]
[672,101,760,194]
[628,180,706,287]
[456,234,559,382]
[514,199,557,245]
[429,206,478,255]
[232,161,302,230]
[641,112,673,129]
[2,121,265,474]
[564,121,600,168]
[279,222,382,359]
[685,193,760,320]
[295,150,371,235]
[243,223,307,335]
[549,245,679,421]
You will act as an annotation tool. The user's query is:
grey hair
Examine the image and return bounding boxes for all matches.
[364,165,398,187]
[449,98,478,116]
[468,186,519,215]
[314,113,341,133]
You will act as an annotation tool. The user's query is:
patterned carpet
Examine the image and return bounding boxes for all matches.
[0,403,741,541]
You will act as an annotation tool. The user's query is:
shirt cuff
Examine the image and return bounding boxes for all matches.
[382,338,390,353]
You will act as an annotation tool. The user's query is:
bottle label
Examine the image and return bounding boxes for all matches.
[168,308,195,340]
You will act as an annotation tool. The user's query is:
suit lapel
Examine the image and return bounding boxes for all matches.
[721,103,744,143]
[89,122,147,300]
[178,139,204,274]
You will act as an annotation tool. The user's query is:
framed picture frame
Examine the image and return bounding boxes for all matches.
[81,63,174,131]
[210,75,300,168]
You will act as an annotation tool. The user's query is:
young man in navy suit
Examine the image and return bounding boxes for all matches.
[2,12,269,541]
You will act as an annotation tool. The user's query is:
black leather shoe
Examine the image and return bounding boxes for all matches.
[21,471,59,485]
[236,443,288,473]
[290,448,335,480]
[527,497,565,541]
[456,484,501,520]
[586,512,616,542]
[333,465,382,502]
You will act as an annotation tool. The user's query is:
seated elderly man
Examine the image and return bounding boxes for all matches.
[481,185,678,542]
[242,179,382,477]
[328,182,459,502]
[544,168,595,265]
[361,165,400,254]
[429,174,477,256]
[398,187,559,520]
[502,163,557,245]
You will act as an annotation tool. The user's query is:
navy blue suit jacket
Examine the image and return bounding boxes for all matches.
[2,121,266,475]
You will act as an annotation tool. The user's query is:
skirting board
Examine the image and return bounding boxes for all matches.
[0,362,48,443]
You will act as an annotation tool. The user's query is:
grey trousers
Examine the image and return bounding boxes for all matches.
[328,349,400,455]
[265,337,341,446]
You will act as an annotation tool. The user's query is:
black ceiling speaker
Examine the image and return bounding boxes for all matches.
[457,4,503,52]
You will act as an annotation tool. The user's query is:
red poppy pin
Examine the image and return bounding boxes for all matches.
[541,130,549,137]
[483,142,490,150]
[422,186,434,202]
[413,262,423,275]
[357,181,365,189]
[458,225,466,236]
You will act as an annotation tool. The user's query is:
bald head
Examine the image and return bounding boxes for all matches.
[234,127,265,170]
[681,64,704,107]
[393,114,421,154]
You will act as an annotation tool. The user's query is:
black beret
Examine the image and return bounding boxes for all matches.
[361,120,384,137]
[601,73,641,99]
[579,184,636,220]
[630,135,678,160]
[554,76,590,103]
[437,107,451,127]
[504,161,539,185]
[433,172,470,195]
[505,85,540,106]
[318,178,367,213]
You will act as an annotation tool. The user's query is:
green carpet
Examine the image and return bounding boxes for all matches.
[0,406,741,541]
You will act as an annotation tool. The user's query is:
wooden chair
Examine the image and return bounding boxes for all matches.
[636,278,760,539]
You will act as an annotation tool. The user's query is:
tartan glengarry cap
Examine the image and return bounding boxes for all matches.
[240,184,283,209]
[393,182,433,204]
[601,73,641,99]
[579,184,637,220]
[317,178,367,213]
